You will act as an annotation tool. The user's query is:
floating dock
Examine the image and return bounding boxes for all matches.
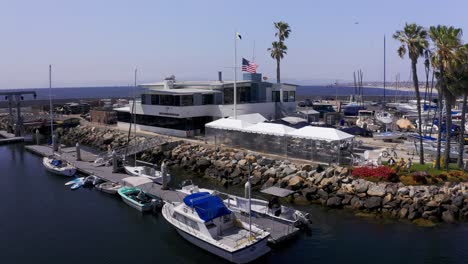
[25,144,300,244]
[0,131,24,145]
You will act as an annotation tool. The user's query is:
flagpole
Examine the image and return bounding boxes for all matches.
[233,31,237,119]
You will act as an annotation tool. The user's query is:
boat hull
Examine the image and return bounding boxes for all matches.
[96,183,120,195]
[162,204,270,264]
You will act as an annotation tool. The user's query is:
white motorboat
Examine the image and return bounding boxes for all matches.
[96,181,122,195]
[176,180,215,195]
[355,110,380,131]
[124,165,171,185]
[375,111,393,124]
[42,156,76,177]
[373,131,402,140]
[224,195,310,227]
[162,192,271,264]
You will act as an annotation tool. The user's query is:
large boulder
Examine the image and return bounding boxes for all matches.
[442,210,455,223]
[288,176,304,190]
[399,208,409,219]
[367,184,387,197]
[364,197,382,210]
[263,168,277,178]
[282,166,297,177]
[354,179,369,193]
[258,158,273,166]
[327,196,343,208]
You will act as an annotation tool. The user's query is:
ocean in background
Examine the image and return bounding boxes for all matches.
[0,85,432,101]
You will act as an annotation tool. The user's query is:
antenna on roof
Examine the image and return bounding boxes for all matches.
[252,40,256,62]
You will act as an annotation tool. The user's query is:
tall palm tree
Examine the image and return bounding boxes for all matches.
[393,23,429,164]
[429,25,463,170]
[269,21,291,83]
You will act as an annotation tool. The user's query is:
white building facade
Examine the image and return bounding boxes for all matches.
[116,73,297,137]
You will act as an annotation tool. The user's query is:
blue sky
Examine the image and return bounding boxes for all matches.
[0,0,467,88]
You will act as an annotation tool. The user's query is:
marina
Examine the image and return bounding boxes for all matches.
[25,144,300,244]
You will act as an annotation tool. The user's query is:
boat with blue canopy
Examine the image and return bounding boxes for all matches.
[162,192,271,263]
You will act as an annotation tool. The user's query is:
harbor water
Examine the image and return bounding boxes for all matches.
[0,143,467,264]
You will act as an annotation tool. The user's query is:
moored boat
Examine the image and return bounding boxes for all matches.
[118,186,161,212]
[124,164,171,185]
[373,131,402,140]
[42,156,76,177]
[96,181,122,195]
[162,192,271,264]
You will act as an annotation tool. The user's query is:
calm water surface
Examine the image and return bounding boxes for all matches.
[0,144,466,264]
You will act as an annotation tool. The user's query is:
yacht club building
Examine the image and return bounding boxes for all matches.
[115,73,297,137]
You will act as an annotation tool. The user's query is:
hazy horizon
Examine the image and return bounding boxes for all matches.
[1,0,467,89]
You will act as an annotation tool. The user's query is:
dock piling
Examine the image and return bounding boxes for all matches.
[112,150,118,173]
[52,134,58,152]
[76,142,81,161]
[35,129,39,145]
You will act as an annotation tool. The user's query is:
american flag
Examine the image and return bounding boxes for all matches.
[242,58,258,73]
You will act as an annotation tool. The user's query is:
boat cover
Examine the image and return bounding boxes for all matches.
[183,192,231,222]
[51,159,62,166]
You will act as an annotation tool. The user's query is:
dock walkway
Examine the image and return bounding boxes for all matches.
[25,144,299,244]
[0,131,24,145]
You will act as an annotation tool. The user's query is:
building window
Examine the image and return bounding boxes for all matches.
[151,95,159,105]
[141,94,147,105]
[202,94,214,105]
[173,96,181,106]
[283,91,289,102]
[288,91,295,102]
[159,95,174,106]
[272,91,280,102]
[181,95,193,106]
[224,88,233,104]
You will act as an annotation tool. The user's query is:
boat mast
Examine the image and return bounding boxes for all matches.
[133,68,137,166]
[383,35,386,106]
[49,64,53,137]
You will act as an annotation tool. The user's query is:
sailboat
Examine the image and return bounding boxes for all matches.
[42,65,76,177]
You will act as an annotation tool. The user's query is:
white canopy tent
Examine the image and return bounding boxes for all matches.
[234,113,267,124]
[287,126,354,141]
[243,123,296,136]
[205,118,253,131]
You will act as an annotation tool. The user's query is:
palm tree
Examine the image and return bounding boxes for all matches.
[429,25,464,170]
[393,23,429,164]
[269,21,291,83]
[446,44,468,168]
[268,41,287,84]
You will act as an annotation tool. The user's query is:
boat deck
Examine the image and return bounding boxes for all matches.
[217,227,253,249]
[25,144,300,244]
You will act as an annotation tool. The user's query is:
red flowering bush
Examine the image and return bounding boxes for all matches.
[352,166,398,182]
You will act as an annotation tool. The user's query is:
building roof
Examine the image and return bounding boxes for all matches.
[288,126,354,141]
[281,116,308,125]
[299,109,320,115]
[144,88,219,95]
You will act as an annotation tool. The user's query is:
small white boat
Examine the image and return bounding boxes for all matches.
[65,177,85,186]
[162,192,271,264]
[375,111,393,124]
[96,181,122,195]
[42,156,76,177]
[124,165,171,185]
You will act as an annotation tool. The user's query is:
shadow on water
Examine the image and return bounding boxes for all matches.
[0,143,467,264]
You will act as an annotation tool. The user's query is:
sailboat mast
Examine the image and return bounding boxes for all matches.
[133,68,137,165]
[49,64,54,136]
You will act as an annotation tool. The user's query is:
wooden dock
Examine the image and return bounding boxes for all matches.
[0,131,24,145]
[25,144,300,244]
